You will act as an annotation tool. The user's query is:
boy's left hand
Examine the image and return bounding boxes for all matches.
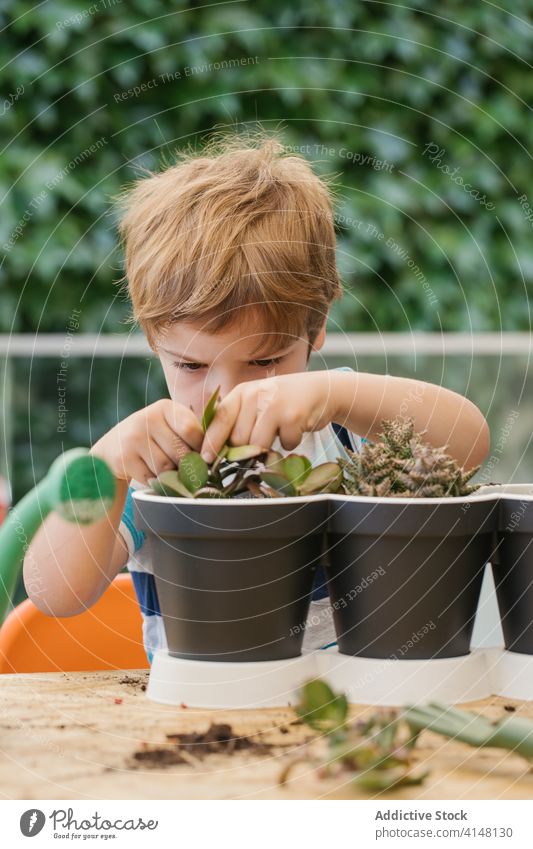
[200,371,341,463]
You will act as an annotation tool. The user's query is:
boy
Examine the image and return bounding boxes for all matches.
[24,132,490,661]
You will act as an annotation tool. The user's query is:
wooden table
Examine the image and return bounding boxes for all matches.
[1,670,533,800]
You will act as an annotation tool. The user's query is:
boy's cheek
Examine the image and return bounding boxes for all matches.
[161,367,202,416]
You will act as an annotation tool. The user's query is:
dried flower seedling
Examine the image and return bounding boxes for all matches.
[338,416,482,498]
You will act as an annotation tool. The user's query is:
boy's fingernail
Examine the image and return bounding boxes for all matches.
[202,451,213,463]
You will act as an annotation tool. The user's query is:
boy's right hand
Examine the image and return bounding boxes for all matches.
[89,399,204,483]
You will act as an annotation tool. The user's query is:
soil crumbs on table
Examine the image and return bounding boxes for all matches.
[119,675,147,692]
[129,722,282,769]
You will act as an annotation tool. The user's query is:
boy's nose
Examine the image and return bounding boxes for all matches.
[203,381,234,405]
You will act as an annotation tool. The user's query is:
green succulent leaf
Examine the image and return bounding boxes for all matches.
[147,477,167,496]
[225,445,267,462]
[260,471,297,496]
[263,450,285,473]
[178,452,209,492]
[298,462,343,495]
[149,471,193,498]
[201,385,221,432]
[193,486,226,498]
[282,453,312,486]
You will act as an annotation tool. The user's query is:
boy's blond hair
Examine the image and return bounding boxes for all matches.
[116,130,343,357]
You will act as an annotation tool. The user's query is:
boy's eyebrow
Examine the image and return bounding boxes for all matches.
[159,343,296,362]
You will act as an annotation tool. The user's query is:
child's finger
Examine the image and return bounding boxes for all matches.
[142,439,177,477]
[172,435,193,462]
[226,398,257,448]
[127,456,157,486]
[248,416,279,456]
[162,402,204,452]
[150,419,191,464]
[272,420,304,453]
[201,392,241,462]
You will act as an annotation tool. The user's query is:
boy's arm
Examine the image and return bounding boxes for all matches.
[23,477,130,617]
[331,371,490,471]
[23,398,205,617]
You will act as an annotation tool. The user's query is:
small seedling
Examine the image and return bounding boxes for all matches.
[148,386,344,499]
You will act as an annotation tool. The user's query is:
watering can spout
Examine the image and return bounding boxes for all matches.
[0,448,115,623]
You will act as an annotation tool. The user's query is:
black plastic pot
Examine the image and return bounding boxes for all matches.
[325,494,498,659]
[132,493,328,661]
[491,486,533,655]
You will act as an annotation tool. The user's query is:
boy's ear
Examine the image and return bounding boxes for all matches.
[310,319,327,352]
[306,318,327,362]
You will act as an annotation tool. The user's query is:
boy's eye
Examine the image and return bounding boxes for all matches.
[250,357,283,368]
[173,356,283,371]
[173,361,204,371]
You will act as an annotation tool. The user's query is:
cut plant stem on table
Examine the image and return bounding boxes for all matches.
[278,679,533,794]
[280,679,428,793]
[403,702,533,760]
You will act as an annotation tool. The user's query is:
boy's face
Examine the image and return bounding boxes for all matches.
[154,313,327,419]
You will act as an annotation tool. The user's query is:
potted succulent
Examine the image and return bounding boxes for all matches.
[133,388,339,662]
[324,418,499,660]
[135,389,503,663]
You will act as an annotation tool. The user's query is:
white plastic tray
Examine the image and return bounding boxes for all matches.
[146,646,533,708]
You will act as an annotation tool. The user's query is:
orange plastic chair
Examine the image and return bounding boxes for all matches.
[0,572,149,673]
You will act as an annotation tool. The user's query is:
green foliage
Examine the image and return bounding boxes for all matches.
[1,1,531,333]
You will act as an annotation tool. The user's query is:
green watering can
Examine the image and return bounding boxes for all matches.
[0,448,115,623]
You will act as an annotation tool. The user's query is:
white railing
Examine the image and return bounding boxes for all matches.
[0,332,531,357]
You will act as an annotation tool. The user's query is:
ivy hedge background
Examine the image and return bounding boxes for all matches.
[1,0,532,335]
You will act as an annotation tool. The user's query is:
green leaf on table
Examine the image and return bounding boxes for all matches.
[297,679,349,732]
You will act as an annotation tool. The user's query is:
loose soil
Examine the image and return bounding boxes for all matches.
[129,722,283,769]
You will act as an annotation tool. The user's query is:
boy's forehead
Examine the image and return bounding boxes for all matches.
[157,318,298,359]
